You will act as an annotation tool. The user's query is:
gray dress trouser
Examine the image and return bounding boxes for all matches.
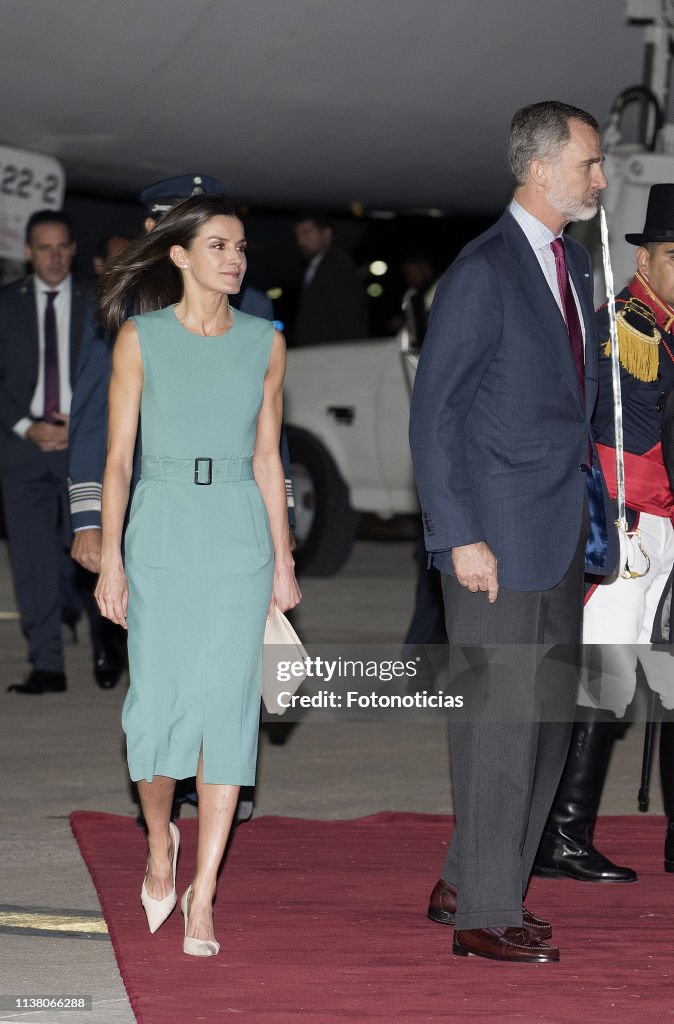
[440,516,587,930]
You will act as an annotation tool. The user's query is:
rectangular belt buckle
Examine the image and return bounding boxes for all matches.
[194,457,213,485]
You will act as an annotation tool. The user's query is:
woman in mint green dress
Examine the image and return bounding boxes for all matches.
[95,196,301,957]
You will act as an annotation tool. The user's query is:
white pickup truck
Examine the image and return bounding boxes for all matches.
[284,0,674,577]
[284,327,419,576]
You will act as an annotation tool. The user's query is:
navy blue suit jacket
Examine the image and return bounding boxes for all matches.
[409,209,617,592]
[0,275,90,473]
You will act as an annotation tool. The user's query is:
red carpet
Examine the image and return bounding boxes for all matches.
[70,812,673,1024]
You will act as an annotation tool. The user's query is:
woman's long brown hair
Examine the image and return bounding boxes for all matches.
[99,195,238,332]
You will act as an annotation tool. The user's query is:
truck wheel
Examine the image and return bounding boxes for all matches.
[287,426,359,576]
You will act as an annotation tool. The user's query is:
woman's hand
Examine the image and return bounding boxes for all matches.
[95,562,129,629]
[268,558,302,616]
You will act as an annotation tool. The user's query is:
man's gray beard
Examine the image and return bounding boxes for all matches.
[547,183,600,223]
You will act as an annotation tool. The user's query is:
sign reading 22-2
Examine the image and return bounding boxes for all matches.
[1,162,60,204]
[0,144,66,262]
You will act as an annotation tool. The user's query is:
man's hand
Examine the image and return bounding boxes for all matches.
[452,541,499,603]
[71,528,102,573]
[26,413,70,452]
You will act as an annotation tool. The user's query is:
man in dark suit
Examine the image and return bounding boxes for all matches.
[409,101,617,963]
[292,212,367,346]
[0,210,105,694]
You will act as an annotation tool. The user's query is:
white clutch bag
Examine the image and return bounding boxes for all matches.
[262,606,308,715]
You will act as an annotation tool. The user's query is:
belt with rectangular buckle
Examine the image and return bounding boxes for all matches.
[140,455,254,484]
[194,457,213,485]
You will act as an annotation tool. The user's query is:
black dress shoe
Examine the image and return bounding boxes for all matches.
[453,927,560,963]
[264,721,296,745]
[8,669,67,694]
[234,786,255,824]
[94,653,123,689]
[427,879,552,939]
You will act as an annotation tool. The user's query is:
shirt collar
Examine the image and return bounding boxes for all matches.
[33,273,72,298]
[509,199,559,251]
[628,271,674,333]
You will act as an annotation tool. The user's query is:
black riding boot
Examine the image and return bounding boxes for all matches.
[533,708,638,882]
[660,718,674,873]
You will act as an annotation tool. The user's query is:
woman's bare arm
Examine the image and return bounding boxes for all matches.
[94,321,143,627]
[253,330,301,613]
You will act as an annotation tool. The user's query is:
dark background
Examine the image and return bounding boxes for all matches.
[62,193,494,337]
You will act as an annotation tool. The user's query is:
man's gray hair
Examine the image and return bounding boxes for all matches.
[509,101,599,186]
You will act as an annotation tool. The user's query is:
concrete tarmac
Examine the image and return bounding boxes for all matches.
[0,538,665,1023]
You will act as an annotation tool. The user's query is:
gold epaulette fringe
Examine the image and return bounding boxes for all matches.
[603,313,660,382]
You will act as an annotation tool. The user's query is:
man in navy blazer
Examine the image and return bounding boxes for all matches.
[409,101,617,963]
[0,210,108,694]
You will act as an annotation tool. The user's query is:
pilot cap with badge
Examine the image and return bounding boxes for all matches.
[138,174,226,218]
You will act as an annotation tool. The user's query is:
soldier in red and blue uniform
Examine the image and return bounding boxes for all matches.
[535,184,674,882]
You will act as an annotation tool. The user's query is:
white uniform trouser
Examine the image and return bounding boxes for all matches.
[578,511,674,717]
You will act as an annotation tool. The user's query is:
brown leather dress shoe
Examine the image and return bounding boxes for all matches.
[453,927,560,963]
[427,879,552,940]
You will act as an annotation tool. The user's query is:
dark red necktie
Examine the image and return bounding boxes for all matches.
[43,290,60,422]
[550,237,585,403]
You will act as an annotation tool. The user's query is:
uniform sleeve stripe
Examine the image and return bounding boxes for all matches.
[285,477,295,508]
[68,481,102,514]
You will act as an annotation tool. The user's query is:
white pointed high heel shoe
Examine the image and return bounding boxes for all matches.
[180,884,220,957]
[140,821,180,933]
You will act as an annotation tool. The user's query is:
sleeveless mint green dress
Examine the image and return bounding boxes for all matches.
[122,305,275,785]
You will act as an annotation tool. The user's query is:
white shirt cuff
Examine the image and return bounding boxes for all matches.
[13,417,33,439]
